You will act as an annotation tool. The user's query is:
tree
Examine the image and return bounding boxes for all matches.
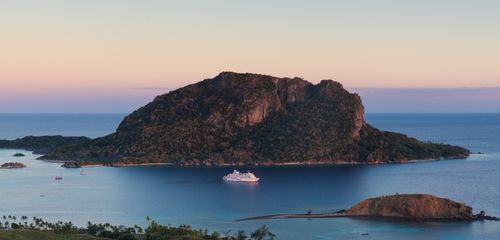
[134,224,143,234]
[11,222,20,229]
[236,230,247,240]
[250,225,275,240]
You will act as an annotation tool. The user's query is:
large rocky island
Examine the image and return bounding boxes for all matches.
[3,72,469,166]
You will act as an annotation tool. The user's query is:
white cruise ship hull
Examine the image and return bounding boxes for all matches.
[223,177,260,182]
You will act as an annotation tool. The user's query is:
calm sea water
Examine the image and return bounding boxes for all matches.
[0,114,125,140]
[0,113,499,239]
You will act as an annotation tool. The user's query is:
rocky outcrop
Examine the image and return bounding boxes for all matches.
[239,194,498,222]
[346,194,476,220]
[40,72,469,166]
[0,136,91,154]
[61,161,81,168]
[0,162,26,169]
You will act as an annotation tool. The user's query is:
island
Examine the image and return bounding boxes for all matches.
[2,72,469,166]
[0,135,91,154]
[12,153,25,157]
[0,162,27,169]
[238,194,498,222]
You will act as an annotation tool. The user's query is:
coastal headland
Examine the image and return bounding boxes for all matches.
[238,194,499,222]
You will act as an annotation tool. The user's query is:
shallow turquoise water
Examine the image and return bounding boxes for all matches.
[0,114,499,239]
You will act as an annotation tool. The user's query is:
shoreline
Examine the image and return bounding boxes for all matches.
[110,162,174,167]
[78,157,467,168]
[37,159,174,168]
[1,148,470,168]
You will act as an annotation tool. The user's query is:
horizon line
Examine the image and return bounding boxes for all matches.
[1,112,500,115]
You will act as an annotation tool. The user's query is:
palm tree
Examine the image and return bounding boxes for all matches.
[236,230,247,240]
[33,217,40,229]
[134,224,143,234]
[250,225,276,240]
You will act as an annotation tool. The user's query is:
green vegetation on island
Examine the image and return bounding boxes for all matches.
[0,136,91,155]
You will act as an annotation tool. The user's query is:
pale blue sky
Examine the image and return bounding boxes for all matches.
[1,0,499,112]
[355,88,500,113]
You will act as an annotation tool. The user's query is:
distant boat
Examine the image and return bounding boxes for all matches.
[80,170,87,175]
[55,176,63,181]
[223,170,259,182]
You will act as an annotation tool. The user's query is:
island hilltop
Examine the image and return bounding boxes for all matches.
[4,72,469,166]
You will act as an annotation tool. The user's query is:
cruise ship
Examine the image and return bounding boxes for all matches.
[223,170,259,182]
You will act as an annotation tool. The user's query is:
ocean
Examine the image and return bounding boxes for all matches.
[0,113,499,239]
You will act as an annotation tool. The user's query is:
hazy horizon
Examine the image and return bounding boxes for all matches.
[1,85,499,114]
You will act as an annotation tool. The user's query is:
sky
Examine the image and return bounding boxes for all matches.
[1,0,499,113]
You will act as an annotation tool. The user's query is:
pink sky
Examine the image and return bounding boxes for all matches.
[1,1,499,112]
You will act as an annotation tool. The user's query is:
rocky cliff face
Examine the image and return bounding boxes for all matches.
[41,72,469,165]
[346,194,475,220]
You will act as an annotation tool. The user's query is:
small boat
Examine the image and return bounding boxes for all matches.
[55,176,63,181]
[80,170,87,175]
[223,170,259,182]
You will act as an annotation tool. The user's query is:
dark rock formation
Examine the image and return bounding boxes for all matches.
[0,136,91,154]
[0,162,26,169]
[61,161,81,168]
[41,72,469,165]
[12,153,25,157]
